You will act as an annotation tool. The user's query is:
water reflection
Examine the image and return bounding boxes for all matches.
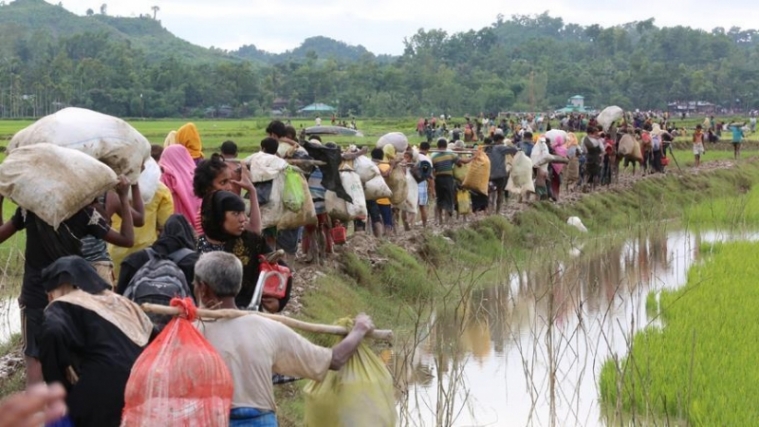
[396,230,754,427]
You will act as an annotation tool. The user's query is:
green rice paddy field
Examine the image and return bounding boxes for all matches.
[600,184,759,425]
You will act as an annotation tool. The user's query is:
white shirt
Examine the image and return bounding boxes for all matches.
[199,315,332,411]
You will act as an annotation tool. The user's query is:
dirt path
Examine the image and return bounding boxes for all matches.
[0,159,744,386]
[281,158,743,317]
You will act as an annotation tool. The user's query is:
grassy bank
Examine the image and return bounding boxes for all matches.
[599,241,759,425]
[275,160,759,425]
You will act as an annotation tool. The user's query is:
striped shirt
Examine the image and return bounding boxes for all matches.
[308,168,326,214]
[431,151,459,176]
[81,194,111,263]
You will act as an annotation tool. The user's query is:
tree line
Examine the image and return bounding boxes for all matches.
[1,12,758,119]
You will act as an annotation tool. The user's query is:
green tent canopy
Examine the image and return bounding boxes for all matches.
[298,103,336,113]
[556,105,590,114]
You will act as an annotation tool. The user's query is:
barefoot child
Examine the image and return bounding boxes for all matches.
[693,124,705,167]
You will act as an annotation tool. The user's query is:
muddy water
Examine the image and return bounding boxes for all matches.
[0,298,20,345]
[396,230,754,427]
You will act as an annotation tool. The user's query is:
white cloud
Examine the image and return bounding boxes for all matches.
[50,0,759,55]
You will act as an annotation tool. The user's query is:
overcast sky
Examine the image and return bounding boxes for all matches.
[53,0,758,55]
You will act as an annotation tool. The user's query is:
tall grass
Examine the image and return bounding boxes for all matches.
[599,241,759,425]
[683,182,759,228]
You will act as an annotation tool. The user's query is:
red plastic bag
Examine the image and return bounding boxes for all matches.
[259,256,291,300]
[662,156,670,167]
[121,298,233,427]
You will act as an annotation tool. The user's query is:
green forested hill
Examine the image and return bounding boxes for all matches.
[1,1,758,119]
[0,0,237,63]
[233,36,395,64]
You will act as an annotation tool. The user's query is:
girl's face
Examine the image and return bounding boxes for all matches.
[222,210,247,236]
[212,166,234,193]
[403,153,412,163]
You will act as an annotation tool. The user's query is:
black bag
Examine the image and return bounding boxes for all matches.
[411,160,432,183]
[123,248,194,332]
[254,180,273,205]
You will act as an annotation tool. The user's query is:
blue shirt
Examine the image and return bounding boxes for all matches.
[731,126,743,143]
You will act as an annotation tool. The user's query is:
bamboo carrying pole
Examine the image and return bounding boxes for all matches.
[428,149,479,154]
[285,159,327,166]
[141,303,394,341]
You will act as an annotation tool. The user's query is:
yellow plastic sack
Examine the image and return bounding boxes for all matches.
[457,190,472,215]
[462,148,490,195]
[452,163,469,182]
[387,163,407,206]
[304,319,396,427]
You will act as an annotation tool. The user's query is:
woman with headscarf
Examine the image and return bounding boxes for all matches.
[176,123,204,165]
[163,130,177,148]
[39,256,154,427]
[649,123,670,173]
[197,191,289,313]
[159,145,203,235]
[550,135,568,201]
[116,214,199,295]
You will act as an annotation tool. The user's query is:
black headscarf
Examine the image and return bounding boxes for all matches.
[152,214,196,256]
[200,191,247,242]
[42,256,110,294]
[302,141,352,203]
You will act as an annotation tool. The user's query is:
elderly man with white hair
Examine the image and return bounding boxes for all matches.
[194,251,375,427]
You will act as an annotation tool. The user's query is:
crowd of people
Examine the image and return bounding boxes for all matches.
[0,109,755,425]
[0,120,376,427]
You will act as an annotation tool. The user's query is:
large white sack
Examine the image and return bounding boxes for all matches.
[530,139,550,173]
[354,155,380,183]
[376,132,409,153]
[131,157,161,204]
[8,107,150,183]
[246,152,289,183]
[402,170,419,214]
[506,152,535,195]
[596,106,624,131]
[364,175,392,200]
[544,129,568,145]
[325,170,367,221]
[0,143,118,229]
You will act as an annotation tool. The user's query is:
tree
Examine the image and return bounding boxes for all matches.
[86,8,94,16]
[151,5,160,20]
[585,24,601,42]
[100,3,107,15]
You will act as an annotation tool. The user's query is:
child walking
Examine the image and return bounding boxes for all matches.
[693,124,705,167]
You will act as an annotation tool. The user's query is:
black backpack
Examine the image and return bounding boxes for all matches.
[124,248,195,332]
[411,159,433,183]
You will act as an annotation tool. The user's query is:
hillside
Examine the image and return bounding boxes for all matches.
[1,2,758,119]
[0,0,393,65]
[233,36,395,64]
[0,0,238,63]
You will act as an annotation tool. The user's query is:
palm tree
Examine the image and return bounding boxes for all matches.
[151,5,160,20]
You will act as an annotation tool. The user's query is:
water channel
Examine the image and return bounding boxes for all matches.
[0,230,752,425]
[395,230,754,427]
